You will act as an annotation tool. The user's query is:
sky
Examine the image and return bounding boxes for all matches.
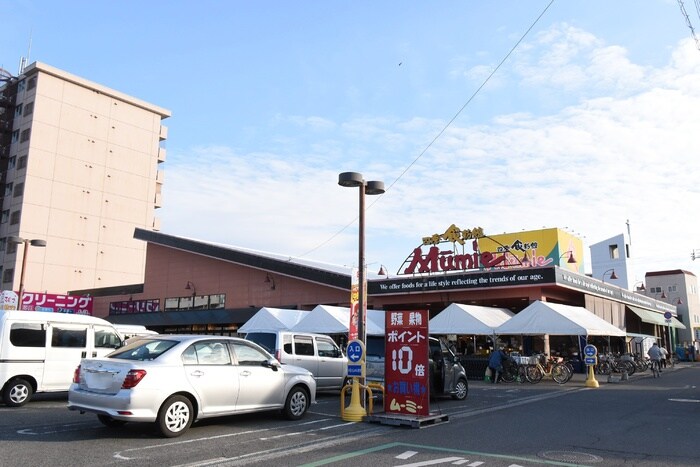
[2,0,700,285]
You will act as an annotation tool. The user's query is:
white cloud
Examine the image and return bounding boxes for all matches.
[160,27,700,282]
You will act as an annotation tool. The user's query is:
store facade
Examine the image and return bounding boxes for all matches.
[75,226,681,354]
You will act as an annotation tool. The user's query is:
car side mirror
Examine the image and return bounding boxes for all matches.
[263,358,281,371]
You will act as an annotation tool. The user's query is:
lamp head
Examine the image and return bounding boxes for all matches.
[338,172,364,187]
[365,180,385,195]
[602,268,617,281]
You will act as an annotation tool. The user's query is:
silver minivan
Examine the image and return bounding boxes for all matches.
[244,331,347,391]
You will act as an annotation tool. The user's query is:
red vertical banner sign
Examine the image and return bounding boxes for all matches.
[349,267,359,341]
[384,309,430,416]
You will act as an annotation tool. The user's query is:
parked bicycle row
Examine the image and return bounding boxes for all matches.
[487,350,667,385]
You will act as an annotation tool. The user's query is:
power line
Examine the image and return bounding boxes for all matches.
[677,0,700,50]
[296,0,556,260]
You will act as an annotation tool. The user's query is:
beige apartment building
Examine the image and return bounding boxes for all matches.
[0,62,170,296]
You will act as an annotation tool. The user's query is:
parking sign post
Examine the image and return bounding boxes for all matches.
[583,344,599,388]
[342,339,366,421]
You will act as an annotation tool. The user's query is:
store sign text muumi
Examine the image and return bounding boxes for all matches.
[401,224,545,275]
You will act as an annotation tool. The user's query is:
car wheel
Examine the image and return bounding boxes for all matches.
[97,414,127,428]
[283,386,309,420]
[157,395,193,437]
[2,378,33,407]
[451,378,468,401]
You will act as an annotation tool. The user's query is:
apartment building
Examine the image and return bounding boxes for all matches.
[0,62,170,295]
[644,269,699,349]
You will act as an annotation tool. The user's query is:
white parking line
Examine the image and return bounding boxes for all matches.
[259,420,357,440]
[395,456,464,466]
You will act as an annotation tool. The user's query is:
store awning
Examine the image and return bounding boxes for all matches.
[495,301,625,336]
[627,306,686,329]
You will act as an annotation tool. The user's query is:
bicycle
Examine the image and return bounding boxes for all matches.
[649,358,661,378]
[630,353,649,372]
[595,352,635,376]
[500,356,527,384]
[524,353,572,384]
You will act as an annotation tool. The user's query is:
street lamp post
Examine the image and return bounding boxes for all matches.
[7,236,47,308]
[338,172,385,347]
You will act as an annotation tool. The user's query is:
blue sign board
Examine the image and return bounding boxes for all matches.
[664,311,672,320]
[347,340,364,363]
[584,344,597,357]
[348,364,362,377]
[584,356,597,365]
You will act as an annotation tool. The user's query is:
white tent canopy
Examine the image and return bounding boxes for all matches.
[238,307,308,333]
[495,301,626,337]
[429,303,514,335]
[291,305,385,335]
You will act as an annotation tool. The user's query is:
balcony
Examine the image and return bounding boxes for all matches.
[159,125,168,141]
[157,146,166,163]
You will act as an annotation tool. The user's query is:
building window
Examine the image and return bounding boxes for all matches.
[11,130,19,144]
[163,294,226,311]
[1,210,9,224]
[4,183,12,197]
[9,210,20,225]
[17,155,27,170]
[13,182,24,197]
[14,103,23,117]
[20,128,30,143]
[650,286,662,294]
[6,241,17,254]
[609,244,619,259]
[668,285,678,293]
[2,268,14,284]
[8,156,16,169]
[27,76,37,91]
[23,101,34,116]
[0,237,5,252]
[17,79,25,93]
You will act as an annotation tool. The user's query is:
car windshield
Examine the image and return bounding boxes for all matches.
[108,338,178,361]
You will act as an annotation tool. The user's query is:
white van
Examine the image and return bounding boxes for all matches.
[0,310,123,407]
[244,331,348,391]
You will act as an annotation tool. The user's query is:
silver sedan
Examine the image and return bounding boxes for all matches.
[68,335,316,437]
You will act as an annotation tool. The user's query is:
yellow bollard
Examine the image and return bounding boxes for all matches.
[342,377,366,422]
[585,363,599,388]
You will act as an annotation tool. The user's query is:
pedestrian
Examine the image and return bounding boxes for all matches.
[648,342,662,377]
[659,344,669,370]
[488,345,509,384]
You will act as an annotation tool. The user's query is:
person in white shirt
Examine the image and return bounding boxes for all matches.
[659,344,669,370]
